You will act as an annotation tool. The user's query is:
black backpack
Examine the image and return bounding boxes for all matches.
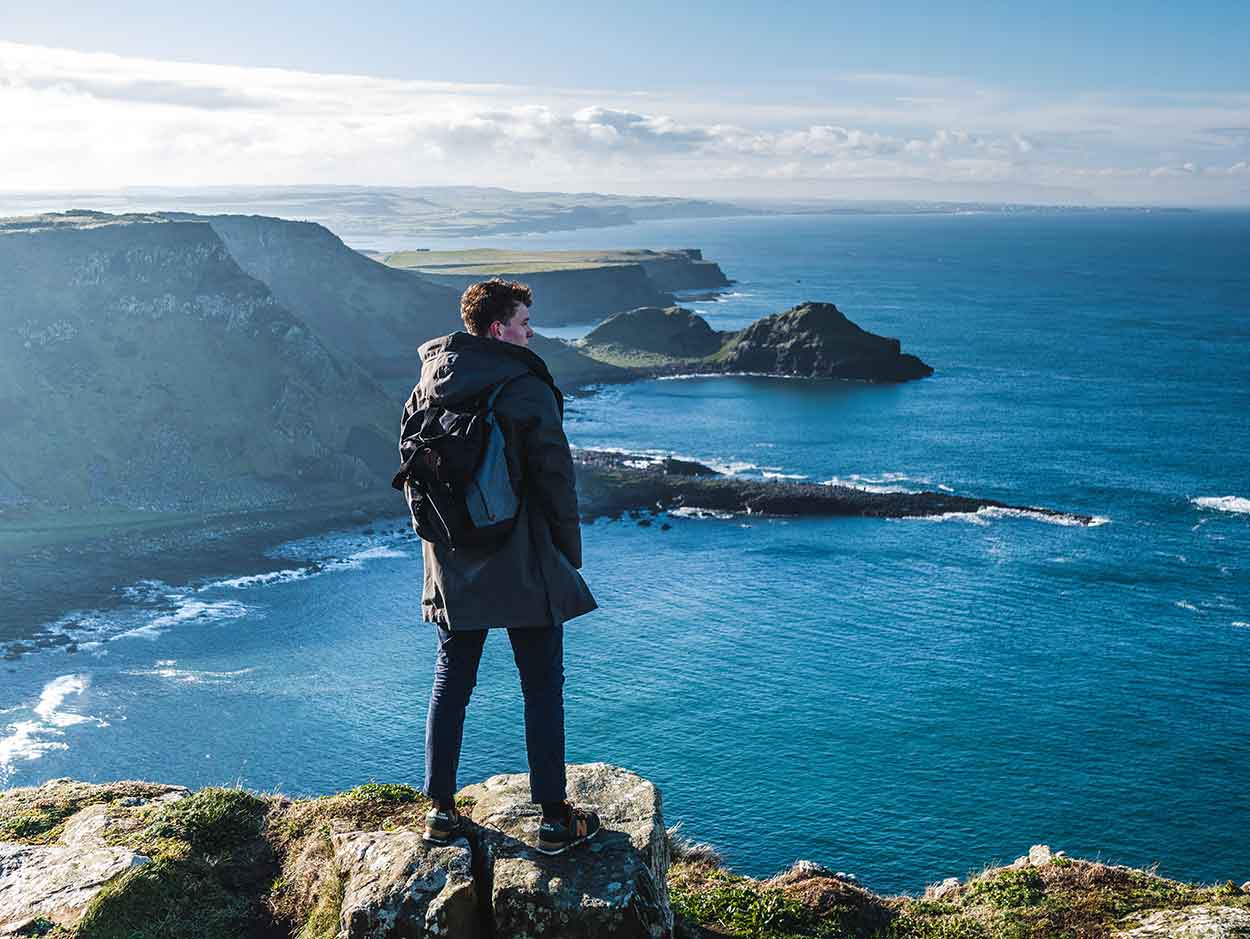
[392,376,525,551]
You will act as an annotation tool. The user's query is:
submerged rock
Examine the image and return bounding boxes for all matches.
[459,762,672,938]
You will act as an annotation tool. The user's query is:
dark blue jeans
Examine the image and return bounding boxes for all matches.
[423,624,567,805]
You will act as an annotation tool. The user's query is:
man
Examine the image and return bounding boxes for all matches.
[402,277,601,855]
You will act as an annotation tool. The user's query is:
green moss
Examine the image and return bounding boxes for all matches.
[343,782,421,804]
[75,855,269,939]
[295,860,345,939]
[964,868,1045,909]
[0,810,60,841]
[0,780,178,845]
[671,869,845,939]
[136,787,269,858]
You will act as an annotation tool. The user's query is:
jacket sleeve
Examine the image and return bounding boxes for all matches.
[499,376,583,569]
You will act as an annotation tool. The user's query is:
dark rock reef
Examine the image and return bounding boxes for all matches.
[573,449,1097,524]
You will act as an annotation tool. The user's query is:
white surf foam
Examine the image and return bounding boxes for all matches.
[1192,496,1250,515]
[762,471,809,480]
[1233,621,1249,628]
[903,506,1108,527]
[668,506,736,520]
[113,598,250,641]
[0,674,107,783]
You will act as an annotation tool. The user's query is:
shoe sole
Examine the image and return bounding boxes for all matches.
[534,824,600,856]
[423,828,463,845]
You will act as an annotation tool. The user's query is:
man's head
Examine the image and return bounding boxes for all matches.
[460,278,535,347]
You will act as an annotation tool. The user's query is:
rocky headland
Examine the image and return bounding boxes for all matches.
[379,248,732,326]
[576,304,933,382]
[2,767,1246,938]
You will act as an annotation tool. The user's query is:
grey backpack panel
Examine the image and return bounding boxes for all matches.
[465,410,519,528]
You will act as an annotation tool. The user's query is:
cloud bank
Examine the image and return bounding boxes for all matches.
[1,40,1247,204]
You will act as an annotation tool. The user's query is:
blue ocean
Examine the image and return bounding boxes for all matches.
[3,211,1248,894]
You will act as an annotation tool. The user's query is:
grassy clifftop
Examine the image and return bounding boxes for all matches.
[3,777,1245,939]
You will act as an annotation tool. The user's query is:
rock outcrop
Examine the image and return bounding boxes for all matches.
[0,780,189,935]
[572,448,1099,524]
[460,762,671,938]
[1,765,671,939]
[577,303,933,382]
[329,829,479,939]
[4,776,1248,939]
[1114,904,1250,938]
[380,248,731,327]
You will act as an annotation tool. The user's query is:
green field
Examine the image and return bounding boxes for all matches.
[380,248,686,275]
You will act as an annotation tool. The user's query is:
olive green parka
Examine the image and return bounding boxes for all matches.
[401,331,597,630]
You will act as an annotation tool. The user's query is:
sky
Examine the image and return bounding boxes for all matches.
[2,1,1249,205]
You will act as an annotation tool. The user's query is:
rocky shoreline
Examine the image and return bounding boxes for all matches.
[2,767,1246,938]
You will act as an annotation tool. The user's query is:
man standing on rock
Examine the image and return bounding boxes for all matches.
[402,277,602,855]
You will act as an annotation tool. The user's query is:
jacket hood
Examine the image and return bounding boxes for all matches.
[416,331,561,412]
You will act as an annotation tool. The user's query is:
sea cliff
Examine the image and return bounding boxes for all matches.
[3,769,1246,938]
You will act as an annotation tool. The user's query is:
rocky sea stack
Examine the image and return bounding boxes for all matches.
[577,303,933,382]
[3,765,1247,938]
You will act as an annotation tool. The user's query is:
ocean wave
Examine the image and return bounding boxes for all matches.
[113,598,250,641]
[0,674,107,784]
[25,529,411,660]
[762,470,809,480]
[121,662,258,684]
[1233,621,1249,628]
[903,506,1109,527]
[573,445,759,477]
[822,472,932,494]
[1175,600,1199,612]
[1192,496,1250,515]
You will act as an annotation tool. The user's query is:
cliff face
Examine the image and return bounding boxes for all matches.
[416,264,676,326]
[631,248,732,291]
[163,213,463,384]
[0,214,394,511]
[577,303,934,382]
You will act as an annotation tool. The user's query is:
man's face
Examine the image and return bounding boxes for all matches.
[489,301,534,347]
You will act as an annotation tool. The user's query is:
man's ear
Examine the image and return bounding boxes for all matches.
[488,320,502,339]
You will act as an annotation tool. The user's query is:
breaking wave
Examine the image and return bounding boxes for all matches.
[0,674,107,784]
[1191,496,1250,515]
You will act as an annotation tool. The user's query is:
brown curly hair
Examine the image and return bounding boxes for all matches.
[460,278,533,336]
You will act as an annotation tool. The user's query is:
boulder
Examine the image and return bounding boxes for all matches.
[925,876,962,900]
[330,829,480,939]
[0,786,187,936]
[1113,904,1250,938]
[458,762,672,938]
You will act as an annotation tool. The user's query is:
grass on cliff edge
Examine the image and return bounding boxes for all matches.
[669,849,1250,939]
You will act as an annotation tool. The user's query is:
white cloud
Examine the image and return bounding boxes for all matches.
[0,40,1248,204]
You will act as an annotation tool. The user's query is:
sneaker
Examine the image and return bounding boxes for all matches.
[536,803,601,855]
[424,805,464,845]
